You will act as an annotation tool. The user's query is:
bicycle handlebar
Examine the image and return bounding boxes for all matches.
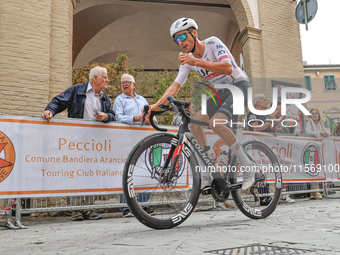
[142,105,168,132]
[167,96,210,127]
[142,96,210,132]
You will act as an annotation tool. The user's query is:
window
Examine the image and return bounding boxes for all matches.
[304,75,312,91]
[239,52,244,70]
[329,118,336,134]
[324,75,337,91]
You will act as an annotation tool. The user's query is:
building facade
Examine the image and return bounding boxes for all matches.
[304,64,340,133]
[0,0,304,116]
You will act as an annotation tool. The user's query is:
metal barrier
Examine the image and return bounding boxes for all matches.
[2,182,339,229]
[324,182,340,198]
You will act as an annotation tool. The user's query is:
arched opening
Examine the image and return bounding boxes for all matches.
[72,0,253,70]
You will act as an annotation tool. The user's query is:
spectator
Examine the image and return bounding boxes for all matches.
[247,94,284,205]
[273,100,296,134]
[113,73,156,217]
[305,108,329,138]
[42,66,115,123]
[41,66,116,221]
[113,73,157,125]
[273,101,295,203]
[247,94,284,132]
[305,108,329,200]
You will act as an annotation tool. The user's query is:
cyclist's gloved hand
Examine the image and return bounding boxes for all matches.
[147,104,160,115]
[144,115,151,125]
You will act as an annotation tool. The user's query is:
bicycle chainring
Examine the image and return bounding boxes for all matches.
[211,179,230,202]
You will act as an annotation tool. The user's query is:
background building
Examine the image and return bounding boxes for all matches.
[0,0,304,116]
[304,64,340,133]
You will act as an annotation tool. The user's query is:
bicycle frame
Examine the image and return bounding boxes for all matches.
[122,98,282,229]
[150,103,243,194]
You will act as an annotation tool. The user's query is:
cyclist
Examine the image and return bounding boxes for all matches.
[148,17,255,191]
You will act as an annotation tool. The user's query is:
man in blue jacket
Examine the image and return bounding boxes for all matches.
[41,66,115,221]
[41,66,115,122]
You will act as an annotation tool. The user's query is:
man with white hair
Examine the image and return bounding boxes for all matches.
[41,66,115,122]
[41,66,115,221]
[113,73,156,217]
[113,73,155,125]
[247,94,282,132]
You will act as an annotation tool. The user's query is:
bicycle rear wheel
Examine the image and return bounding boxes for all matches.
[122,133,200,229]
[230,141,282,219]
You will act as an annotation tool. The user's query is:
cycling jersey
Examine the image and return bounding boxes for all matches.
[174,36,248,86]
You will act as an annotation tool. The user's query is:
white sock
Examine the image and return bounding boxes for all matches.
[229,140,252,167]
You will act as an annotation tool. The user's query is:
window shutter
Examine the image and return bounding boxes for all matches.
[304,76,312,91]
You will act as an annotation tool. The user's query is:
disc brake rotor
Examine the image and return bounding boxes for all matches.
[158,169,177,188]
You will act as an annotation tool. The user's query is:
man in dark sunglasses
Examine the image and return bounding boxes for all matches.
[147,17,255,191]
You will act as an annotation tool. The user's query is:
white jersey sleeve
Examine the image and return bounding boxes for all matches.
[174,64,192,86]
[210,37,232,64]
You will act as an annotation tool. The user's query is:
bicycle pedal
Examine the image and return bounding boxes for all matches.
[201,186,212,195]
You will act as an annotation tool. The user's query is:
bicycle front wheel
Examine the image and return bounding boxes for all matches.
[122,133,200,229]
[230,141,282,219]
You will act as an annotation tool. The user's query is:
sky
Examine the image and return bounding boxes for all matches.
[299,0,340,65]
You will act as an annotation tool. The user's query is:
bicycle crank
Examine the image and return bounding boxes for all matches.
[211,179,230,202]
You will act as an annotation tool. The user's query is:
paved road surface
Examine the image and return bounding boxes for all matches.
[1,198,340,255]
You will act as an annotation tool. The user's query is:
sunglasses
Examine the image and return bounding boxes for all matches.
[174,30,192,44]
[311,112,319,115]
[121,81,133,85]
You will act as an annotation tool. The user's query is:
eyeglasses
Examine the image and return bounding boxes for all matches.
[174,30,192,44]
[311,112,319,115]
[121,81,133,85]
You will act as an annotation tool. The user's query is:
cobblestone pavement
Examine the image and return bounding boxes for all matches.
[1,198,340,255]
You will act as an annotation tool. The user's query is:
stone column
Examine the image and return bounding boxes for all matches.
[0,0,52,115]
[0,0,73,116]
[49,0,73,102]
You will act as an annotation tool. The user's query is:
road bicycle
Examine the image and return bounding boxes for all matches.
[122,96,282,229]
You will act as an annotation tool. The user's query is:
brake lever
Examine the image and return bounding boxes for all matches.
[170,102,179,115]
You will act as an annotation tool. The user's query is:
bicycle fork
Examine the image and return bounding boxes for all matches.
[160,133,187,184]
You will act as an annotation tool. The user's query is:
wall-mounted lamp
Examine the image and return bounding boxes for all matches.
[316,71,320,76]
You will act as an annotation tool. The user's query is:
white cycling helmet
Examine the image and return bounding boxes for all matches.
[170,17,198,37]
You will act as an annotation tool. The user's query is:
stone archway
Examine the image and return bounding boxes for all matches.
[0,0,304,116]
[72,0,303,81]
[72,1,242,70]
[225,0,263,78]
[226,0,255,31]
